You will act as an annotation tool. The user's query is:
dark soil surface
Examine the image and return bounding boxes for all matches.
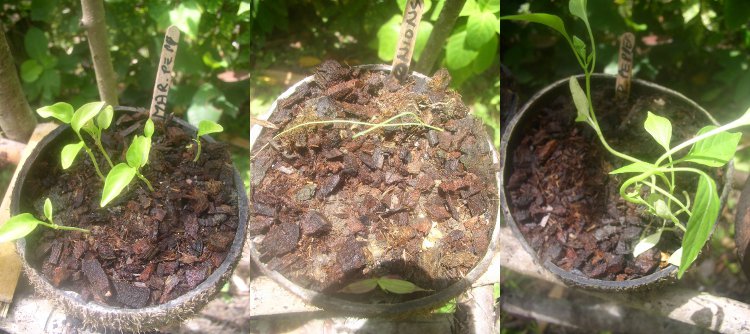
[19,112,240,308]
[250,61,498,302]
[506,87,724,281]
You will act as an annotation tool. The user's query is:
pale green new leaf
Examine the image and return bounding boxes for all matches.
[466,11,497,50]
[568,77,589,123]
[101,163,137,207]
[644,111,672,151]
[0,213,42,243]
[568,0,591,32]
[197,120,224,137]
[126,136,151,168]
[572,35,587,61]
[61,141,84,169]
[682,126,741,167]
[144,119,155,138]
[633,229,662,258]
[71,102,105,133]
[679,174,719,278]
[377,277,430,294]
[96,105,113,130]
[338,278,379,294]
[43,198,52,221]
[668,247,683,267]
[37,102,73,123]
[609,161,653,174]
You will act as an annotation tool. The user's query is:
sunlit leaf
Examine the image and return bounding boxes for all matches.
[644,111,672,151]
[37,102,74,123]
[61,141,84,169]
[682,126,741,167]
[43,198,53,221]
[197,120,224,137]
[144,119,155,138]
[126,136,151,168]
[501,13,571,45]
[71,102,105,133]
[101,163,137,207]
[633,229,662,258]
[668,247,683,267]
[466,11,497,50]
[679,175,719,278]
[96,105,113,130]
[0,213,42,243]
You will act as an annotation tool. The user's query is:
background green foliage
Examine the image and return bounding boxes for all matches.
[1,0,250,190]
[250,0,500,149]
[3,0,248,127]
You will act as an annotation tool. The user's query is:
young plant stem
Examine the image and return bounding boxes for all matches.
[136,172,154,192]
[76,133,105,180]
[40,219,89,233]
[657,117,749,166]
[93,135,114,168]
[193,139,202,162]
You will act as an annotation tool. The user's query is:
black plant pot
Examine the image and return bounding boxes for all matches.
[500,74,732,290]
[11,107,248,331]
[249,64,501,316]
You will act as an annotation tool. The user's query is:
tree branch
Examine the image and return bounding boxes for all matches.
[80,0,119,106]
[0,23,37,142]
[414,0,467,75]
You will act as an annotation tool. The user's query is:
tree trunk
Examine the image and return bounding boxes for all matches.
[80,0,118,106]
[0,24,37,142]
[414,0,467,75]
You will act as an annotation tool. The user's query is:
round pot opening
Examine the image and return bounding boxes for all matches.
[500,74,732,290]
[249,62,501,316]
[11,108,248,331]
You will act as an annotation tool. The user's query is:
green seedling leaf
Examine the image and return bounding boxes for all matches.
[377,277,431,294]
[668,247,683,267]
[644,111,672,151]
[197,120,224,137]
[144,119,155,138]
[101,163,137,207]
[43,198,53,221]
[466,11,498,50]
[682,126,741,167]
[679,174,719,278]
[568,0,591,31]
[61,141,84,169]
[654,199,671,219]
[37,102,74,123]
[71,102,105,133]
[96,105,113,130]
[633,229,662,258]
[339,278,379,294]
[500,14,571,44]
[0,213,42,243]
[569,77,589,123]
[126,136,151,168]
[610,161,653,174]
[572,35,587,61]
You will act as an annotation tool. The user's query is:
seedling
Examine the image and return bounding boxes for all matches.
[193,120,224,162]
[0,198,89,243]
[250,111,443,161]
[37,102,115,180]
[101,133,154,207]
[339,276,431,294]
[502,0,750,278]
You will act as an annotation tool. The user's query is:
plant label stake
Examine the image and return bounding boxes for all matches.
[391,0,424,83]
[149,25,180,117]
[615,32,635,102]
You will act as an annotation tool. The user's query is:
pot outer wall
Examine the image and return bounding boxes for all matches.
[500,74,733,291]
[249,64,502,317]
[11,107,249,331]
[734,175,750,280]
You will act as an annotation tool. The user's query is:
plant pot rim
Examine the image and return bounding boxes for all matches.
[249,64,501,316]
[11,108,249,330]
[500,74,733,290]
